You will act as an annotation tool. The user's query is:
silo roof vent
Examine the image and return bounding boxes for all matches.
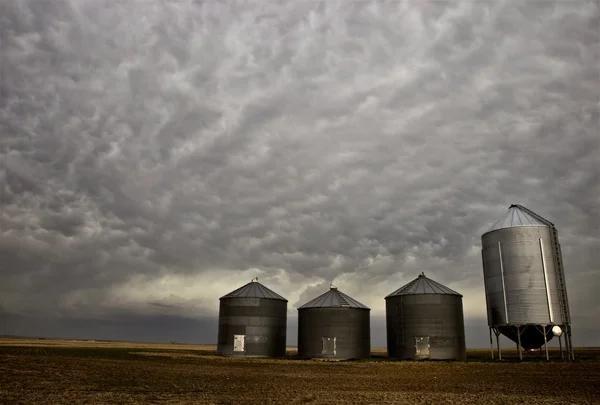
[386,273,462,298]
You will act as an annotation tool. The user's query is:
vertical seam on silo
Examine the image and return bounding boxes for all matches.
[482,248,492,325]
[539,238,554,323]
[498,241,509,324]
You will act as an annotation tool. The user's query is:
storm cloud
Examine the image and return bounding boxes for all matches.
[1,0,599,347]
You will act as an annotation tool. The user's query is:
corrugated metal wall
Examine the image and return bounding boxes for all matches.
[482,226,563,326]
[298,307,370,359]
[386,294,466,360]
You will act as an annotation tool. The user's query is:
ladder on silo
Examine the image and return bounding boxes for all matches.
[513,204,574,360]
[550,226,574,360]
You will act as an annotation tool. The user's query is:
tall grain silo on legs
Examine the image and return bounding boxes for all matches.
[297,285,371,359]
[481,204,573,360]
[217,278,288,358]
[385,273,466,360]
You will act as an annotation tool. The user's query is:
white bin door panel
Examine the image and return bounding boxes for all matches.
[234,334,245,352]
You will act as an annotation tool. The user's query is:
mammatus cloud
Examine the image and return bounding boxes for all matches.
[1,0,598,346]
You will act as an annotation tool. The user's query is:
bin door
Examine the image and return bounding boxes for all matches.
[415,336,430,359]
[322,336,336,355]
[234,334,245,352]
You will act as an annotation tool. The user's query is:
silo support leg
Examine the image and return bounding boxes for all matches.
[566,326,574,361]
[489,328,494,360]
[566,328,572,361]
[517,326,522,360]
[559,334,564,360]
[543,325,549,361]
[494,329,502,360]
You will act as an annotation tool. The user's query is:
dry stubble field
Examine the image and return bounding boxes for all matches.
[1,339,599,404]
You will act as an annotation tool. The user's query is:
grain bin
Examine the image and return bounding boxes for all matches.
[481,204,573,360]
[217,278,287,358]
[297,286,370,359]
[385,273,466,360]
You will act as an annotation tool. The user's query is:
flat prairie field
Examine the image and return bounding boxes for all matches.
[1,339,599,405]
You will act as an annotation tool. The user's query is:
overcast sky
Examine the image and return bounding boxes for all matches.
[1,0,599,348]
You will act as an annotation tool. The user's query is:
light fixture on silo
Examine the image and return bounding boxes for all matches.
[552,326,563,337]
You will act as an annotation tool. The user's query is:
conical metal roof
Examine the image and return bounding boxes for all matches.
[486,204,552,233]
[386,273,462,297]
[220,278,287,301]
[298,285,370,309]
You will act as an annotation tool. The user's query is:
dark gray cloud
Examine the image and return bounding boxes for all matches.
[1,0,599,347]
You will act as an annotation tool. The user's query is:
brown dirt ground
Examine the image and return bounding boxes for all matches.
[1,339,599,404]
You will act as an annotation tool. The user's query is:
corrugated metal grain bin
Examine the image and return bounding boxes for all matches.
[481,204,572,352]
[386,273,466,360]
[297,286,370,359]
[217,278,287,358]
